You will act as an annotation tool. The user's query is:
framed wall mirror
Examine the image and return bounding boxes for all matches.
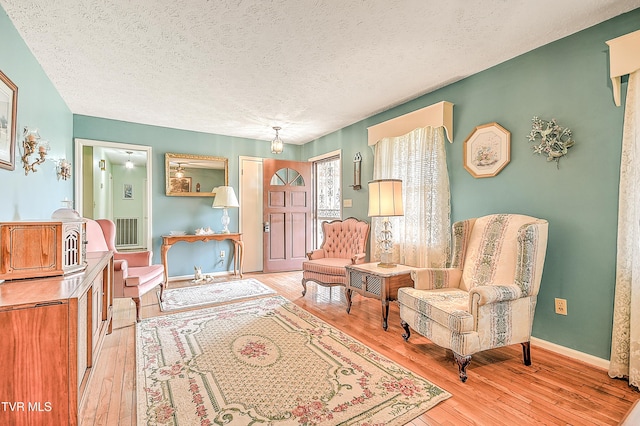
[165,153,228,197]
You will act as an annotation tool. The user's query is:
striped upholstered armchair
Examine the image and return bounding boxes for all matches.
[301,217,369,296]
[398,214,548,382]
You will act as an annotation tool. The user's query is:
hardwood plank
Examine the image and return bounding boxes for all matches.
[118,321,136,426]
[79,271,640,425]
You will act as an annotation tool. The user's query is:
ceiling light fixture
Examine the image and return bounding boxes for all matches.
[271,126,283,154]
[174,163,185,178]
[125,151,134,169]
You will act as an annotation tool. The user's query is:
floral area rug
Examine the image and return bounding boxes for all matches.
[137,296,451,425]
[156,278,276,312]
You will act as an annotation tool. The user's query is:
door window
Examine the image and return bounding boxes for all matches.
[270,168,305,186]
[313,155,341,248]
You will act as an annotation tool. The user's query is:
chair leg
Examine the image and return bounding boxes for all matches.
[453,352,472,383]
[133,297,141,323]
[522,341,532,366]
[301,279,307,296]
[401,320,411,341]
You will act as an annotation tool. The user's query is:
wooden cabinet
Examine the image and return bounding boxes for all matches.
[0,251,113,426]
[0,220,87,280]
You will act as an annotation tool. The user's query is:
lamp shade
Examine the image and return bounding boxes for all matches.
[368,179,403,217]
[212,186,239,208]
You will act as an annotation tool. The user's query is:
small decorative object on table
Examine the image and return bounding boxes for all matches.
[527,116,575,168]
[194,227,214,235]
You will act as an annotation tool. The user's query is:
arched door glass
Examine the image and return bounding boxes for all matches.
[270,167,305,186]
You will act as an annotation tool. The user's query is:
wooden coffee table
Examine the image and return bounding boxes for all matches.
[345,262,417,330]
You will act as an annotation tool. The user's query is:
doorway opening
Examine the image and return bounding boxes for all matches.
[74,138,153,251]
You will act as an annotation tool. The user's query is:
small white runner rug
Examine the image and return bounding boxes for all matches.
[157,278,276,312]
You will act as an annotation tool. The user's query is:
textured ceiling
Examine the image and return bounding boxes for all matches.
[1,0,639,145]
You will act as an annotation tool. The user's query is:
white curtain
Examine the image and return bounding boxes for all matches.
[610,70,640,388]
[372,126,450,268]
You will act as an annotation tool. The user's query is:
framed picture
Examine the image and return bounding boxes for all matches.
[0,70,18,171]
[123,183,134,200]
[169,177,192,193]
[463,122,511,178]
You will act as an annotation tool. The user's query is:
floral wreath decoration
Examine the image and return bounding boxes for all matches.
[527,116,575,168]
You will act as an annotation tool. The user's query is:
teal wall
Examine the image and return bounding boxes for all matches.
[2,0,639,361]
[301,8,640,360]
[73,115,302,276]
[0,7,73,220]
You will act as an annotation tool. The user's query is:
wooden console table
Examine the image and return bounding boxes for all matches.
[345,262,416,330]
[161,233,244,286]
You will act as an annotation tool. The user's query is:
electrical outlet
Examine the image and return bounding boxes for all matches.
[220,250,225,259]
[555,298,568,315]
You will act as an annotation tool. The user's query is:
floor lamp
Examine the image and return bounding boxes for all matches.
[368,179,404,268]
[212,186,239,233]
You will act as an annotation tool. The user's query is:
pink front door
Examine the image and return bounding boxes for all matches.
[262,159,312,272]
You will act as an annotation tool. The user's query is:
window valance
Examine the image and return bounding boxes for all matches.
[606,29,640,106]
[367,101,454,145]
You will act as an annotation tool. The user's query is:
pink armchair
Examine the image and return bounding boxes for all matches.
[85,218,165,322]
[301,217,369,296]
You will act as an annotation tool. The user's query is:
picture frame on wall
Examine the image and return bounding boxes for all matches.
[169,177,192,193]
[463,122,511,178]
[123,183,134,200]
[0,70,18,171]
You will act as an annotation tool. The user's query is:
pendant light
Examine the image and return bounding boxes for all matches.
[271,126,284,154]
[174,163,185,178]
[125,151,134,169]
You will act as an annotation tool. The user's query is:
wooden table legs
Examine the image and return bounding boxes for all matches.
[161,233,244,288]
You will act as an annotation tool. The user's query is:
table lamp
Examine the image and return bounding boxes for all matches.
[212,186,239,233]
[368,179,404,267]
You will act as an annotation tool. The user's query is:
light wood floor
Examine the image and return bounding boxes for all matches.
[80,271,639,425]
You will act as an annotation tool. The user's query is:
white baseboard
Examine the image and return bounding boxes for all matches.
[531,337,610,370]
[168,271,234,282]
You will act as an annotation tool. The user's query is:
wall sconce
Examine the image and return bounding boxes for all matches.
[57,159,72,181]
[21,127,49,175]
[99,159,106,171]
[350,152,362,190]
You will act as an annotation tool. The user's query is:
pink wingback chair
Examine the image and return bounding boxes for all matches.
[85,218,165,322]
[301,217,369,296]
